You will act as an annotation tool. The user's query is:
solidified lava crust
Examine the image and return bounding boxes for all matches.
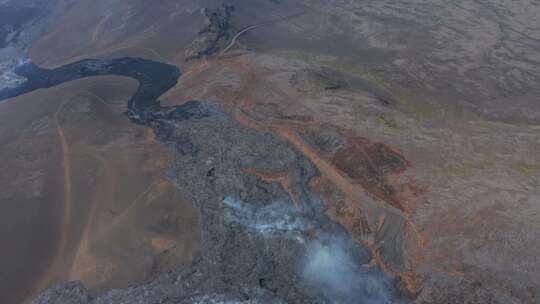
[3,58,409,303]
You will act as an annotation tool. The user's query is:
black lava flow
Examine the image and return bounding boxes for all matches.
[0,58,212,141]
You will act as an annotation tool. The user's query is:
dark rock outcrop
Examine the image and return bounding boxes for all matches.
[185,4,235,60]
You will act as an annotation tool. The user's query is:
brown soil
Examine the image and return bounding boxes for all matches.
[0,76,200,303]
[16,1,540,302]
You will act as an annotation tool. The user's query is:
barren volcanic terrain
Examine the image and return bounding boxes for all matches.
[0,0,539,303]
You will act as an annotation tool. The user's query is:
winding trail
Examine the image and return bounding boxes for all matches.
[30,98,75,302]
[54,99,72,265]
[47,92,118,284]
[219,12,305,56]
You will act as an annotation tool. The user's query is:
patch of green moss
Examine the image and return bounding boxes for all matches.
[282,50,387,85]
[512,163,540,176]
[315,77,340,90]
[376,115,398,128]
[438,166,470,177]
[282,51,337,65]
[527,286,539,304]
[475,159,495,170]
[435,160,495,177]
[279,50,483,122]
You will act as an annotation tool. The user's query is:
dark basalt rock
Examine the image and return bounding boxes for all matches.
[185,4,235,60]
[31,282,93,304]
[0,5,40,48]
[3,58,408,304]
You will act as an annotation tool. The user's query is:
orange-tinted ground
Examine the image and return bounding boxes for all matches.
[13,0,540,302]
[0,76,200,303]
[157,52,540,300]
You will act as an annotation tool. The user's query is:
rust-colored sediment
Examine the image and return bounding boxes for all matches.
[243,168,303,210]
[232,107,425,294]
[169,55,427,295]
[323,129,424,213]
